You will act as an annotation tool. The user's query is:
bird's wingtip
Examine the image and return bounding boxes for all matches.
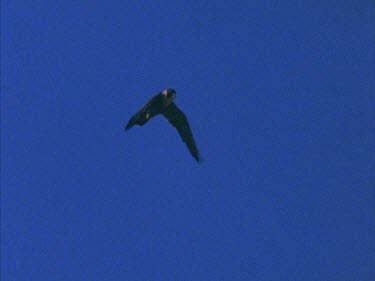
[195,155,202,163]
[125,121,134,131]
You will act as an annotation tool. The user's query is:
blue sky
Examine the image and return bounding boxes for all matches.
[2,1,374,280]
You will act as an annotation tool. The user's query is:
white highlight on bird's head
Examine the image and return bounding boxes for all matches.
[162,88,176,100]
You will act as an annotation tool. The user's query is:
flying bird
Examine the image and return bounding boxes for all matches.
[125,88,200,162]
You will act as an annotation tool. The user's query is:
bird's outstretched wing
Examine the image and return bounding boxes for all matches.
[162,103,200,161]
[125,95,162,130]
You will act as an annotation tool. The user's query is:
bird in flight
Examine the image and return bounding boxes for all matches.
[125,88,200,162]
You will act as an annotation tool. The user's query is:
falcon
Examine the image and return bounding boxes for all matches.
[125,88,200,162]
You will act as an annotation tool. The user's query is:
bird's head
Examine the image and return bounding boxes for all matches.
[162,88,176,100]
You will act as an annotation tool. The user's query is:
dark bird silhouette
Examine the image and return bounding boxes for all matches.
[125,88,200,162]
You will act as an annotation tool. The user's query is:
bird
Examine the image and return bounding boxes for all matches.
[125,88,200,162]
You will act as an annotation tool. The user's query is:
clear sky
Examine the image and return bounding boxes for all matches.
[2,1,374,280]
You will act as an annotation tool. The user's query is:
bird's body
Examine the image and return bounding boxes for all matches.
[125,88,200,162]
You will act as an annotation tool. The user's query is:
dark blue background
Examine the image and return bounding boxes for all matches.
[2,1,374,280]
